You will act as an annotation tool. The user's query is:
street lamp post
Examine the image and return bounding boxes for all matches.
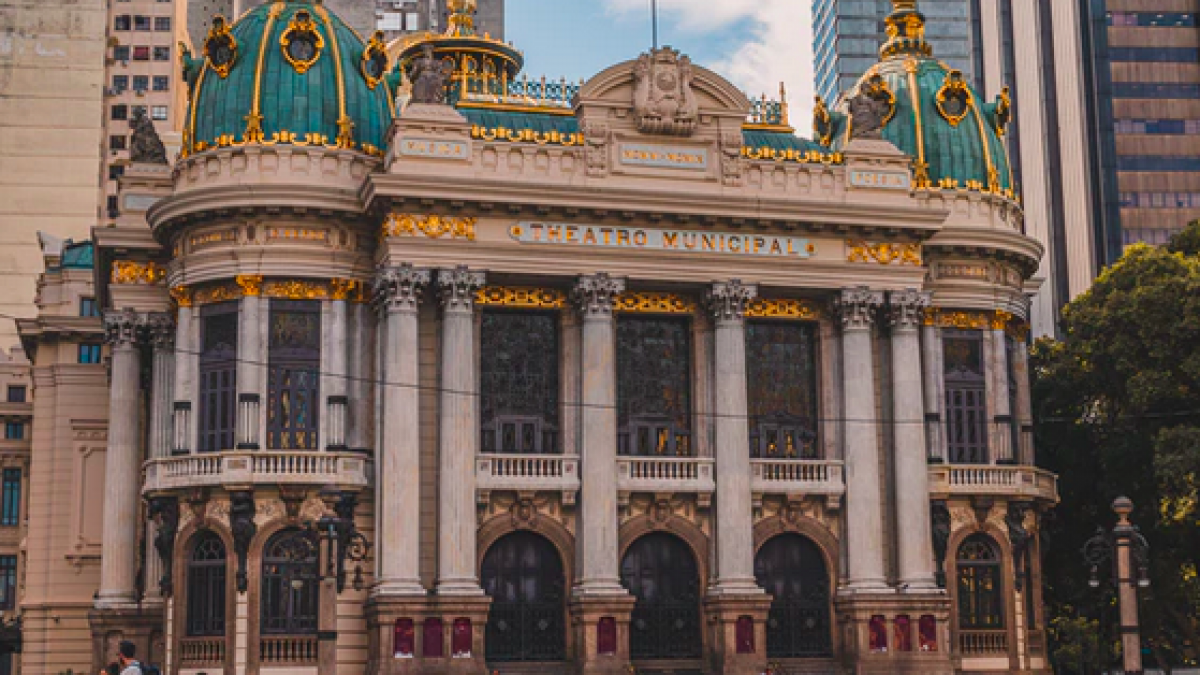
[274,486,372,672]
[1082,496,1150,675]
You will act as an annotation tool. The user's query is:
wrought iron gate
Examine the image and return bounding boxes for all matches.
[621,533,702,660]
[755,534,832,658]
[482,532,566,662]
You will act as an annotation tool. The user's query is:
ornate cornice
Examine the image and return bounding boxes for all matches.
[572,274,625,317]
[383,213,477,241]
[181,278,370,306]
[846,239,923,266]
[707,280,757,323]
[103,309,143,348]
[141,312,176,349]
[111,261,167,286]
[235,275,263,297]
[887,289,930,330]
[835,287,884,331]
[437,266,486,313]
[475,286,567,310]
[373,265,432,313]
[924,307,1029,340]
[744,298,821,321]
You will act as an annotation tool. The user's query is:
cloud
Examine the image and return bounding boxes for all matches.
[603,0,815,134]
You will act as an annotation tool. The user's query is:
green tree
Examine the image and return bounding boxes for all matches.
[1033,221,1200,672]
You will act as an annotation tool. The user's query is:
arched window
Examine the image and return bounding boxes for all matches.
[261,529,319,635]
[754,533,832,658]
[481,531,566,662]
[956,535,1004,629]
[186,531,227,637]
[620,532,702,660]
[198,302,238,452]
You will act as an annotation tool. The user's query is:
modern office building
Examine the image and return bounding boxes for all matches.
[377,0,505,44]
[814,0,976,104]
[17,1,1059,673]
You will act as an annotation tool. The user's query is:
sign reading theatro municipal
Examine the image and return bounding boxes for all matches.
[17,0,1058,673]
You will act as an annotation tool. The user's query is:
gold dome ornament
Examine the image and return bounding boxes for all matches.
[280,9,325,74]
[204,15,238,78]
[446,0,478,37]
[935,70,971,127]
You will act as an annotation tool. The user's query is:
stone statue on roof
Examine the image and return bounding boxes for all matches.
[129,109,168,164]
[410,44,451,105]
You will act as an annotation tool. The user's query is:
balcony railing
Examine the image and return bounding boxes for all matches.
[475,453,580,505]
[143,451,372,492]
[750,459,845,508]
[616,456,715,502]
[179,637,225,667]
[928,464,1058,503]
[260,635,318,665]
[958,629,1009,655]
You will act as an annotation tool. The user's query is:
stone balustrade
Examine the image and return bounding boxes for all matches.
[616,456,715,506]
[143,451,372,493]
[260,635,319,665]
[928,464,1058,503]
[958,629,1009,655]
[179,637,225,668]
[750,459,846,509]
[475,453,581,505]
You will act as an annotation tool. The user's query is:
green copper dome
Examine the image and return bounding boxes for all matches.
[819,1,1015,197]
[182,1,398,157]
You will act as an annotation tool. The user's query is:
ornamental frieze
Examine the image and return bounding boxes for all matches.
[181,277,369,306]
[845,239,923,266]
[743,298,821,321]
[111,261,167,286]
[383,213,477,241]
[475,286,567,310]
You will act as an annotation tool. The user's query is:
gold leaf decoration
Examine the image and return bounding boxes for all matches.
[475,286,567,309]
[112,261,167,285]
[744,298,821,321]
[382,214,477,241]
[845,240,923,266]
[613,292,697,315]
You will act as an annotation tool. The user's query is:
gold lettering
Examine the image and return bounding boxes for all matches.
[663,232,680,248]
[702,234,714,251]
[583,228,597,245]
[601,228,613,245]
[787,239,796,255]
[634,230,648,246]
[531,224,544,241]
[754,236,766,254]
[548,226,562,242]
[729,236,741,253]
[617,229,631,246]
[770,239,783,255]
[566,225,578,243]
[683,233,697,249]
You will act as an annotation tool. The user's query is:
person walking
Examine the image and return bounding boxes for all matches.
[117,641,142,675]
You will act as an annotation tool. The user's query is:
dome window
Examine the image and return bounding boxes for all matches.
[203,15,237,79]
[935,70,972,128]
[361,31,389,90]
[280,10,325,74]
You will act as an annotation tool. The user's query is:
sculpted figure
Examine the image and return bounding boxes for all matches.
[632,48,699,136]
[410,44,451,105]
[129,109,168,164]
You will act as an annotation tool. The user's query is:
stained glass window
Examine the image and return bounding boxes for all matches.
[267,300,321,450]
[746,321,819,459]
[956,535,1004,629]
[187,531,227,637]
[616,317,692,456]
[480,311,560,454]
[199,302,238,452]
[944,330,988,464]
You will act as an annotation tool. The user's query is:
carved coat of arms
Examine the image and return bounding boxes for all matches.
[632,48,698,136]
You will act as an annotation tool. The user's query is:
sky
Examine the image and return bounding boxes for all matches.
[506,0,816,131]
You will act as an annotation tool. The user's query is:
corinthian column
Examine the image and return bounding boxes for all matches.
[836,287,888,592]
[889,290,938,591]
[143,313,175,606]
[372,265,431,596]
[236,275,265,450]
[96,309,145,609]
[436,266,486,596]
[572,273,627,596]
[707,280,762,595]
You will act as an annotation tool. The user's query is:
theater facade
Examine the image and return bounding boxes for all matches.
[20,0,1058,673]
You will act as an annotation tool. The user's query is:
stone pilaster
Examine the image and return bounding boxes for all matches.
[989,318,1015,463]
[96,308,144,609]
[888,290,938,591]
[173,302,198,454]
[373,265,431,597]
[235,275,264,450]
[1011,333,1035,464]
[325,292,349,450]
[571,273,626,595]
[706,280,760,594]
[570,273,635,675]
[921,319,945,463]
[435,266,487,597]
[142,312,174,606]
[835,287,888,592]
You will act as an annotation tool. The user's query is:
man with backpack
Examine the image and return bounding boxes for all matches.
[115,641,160,675]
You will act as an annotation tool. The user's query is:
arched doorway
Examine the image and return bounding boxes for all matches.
[754,534,832,658]
[480,531,566,662]
[620,532,702,661]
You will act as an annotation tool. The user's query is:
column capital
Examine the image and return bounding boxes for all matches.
[835,287,884,331]
[373,264,432,313]
[572,273,625,317]
[141,312,176,349]
[103,308,144,348]
[707,279,757,323]
[437,266,486,313]
[887,288,931,331]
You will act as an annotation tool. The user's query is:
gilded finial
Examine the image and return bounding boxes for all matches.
[880,0,932,60]
[445,0,478,37]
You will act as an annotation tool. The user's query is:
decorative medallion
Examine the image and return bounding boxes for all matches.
[993,86,1012,136]
[203,15,238,78]
[360,30,390,90]
[845,239,922,266]
[280,10,324,74]
[632,48,699,136]
[813,94,833,147]
[935,70,972,127]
